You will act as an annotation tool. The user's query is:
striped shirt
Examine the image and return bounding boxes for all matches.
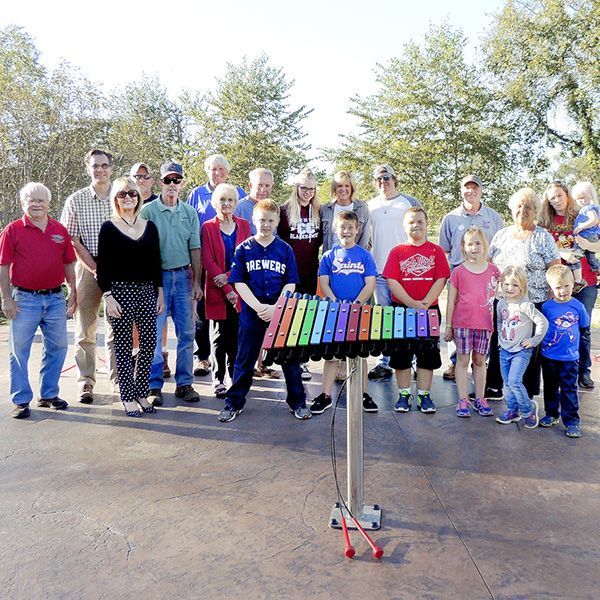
[60,185,111,257]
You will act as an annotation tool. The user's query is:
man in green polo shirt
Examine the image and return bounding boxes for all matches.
[140,162,202,405]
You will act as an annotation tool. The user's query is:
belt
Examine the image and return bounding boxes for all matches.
[163,265,189,272]
[15,286,63,295]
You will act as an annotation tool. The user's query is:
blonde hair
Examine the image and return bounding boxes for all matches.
[460,226,489,261]
[331,170,357,201]
[500,266,528,300]
[281,168,320,228]
[253,198,280,216]
[571,181,598,204]
[110,176,142,218]
[546,264,574,287]
[210,183,239,211]
[539,181,579,229]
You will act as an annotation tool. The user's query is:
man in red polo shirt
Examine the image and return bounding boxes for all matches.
[0,182,77,419]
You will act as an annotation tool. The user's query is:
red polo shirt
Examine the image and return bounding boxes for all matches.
[0,215,76,289]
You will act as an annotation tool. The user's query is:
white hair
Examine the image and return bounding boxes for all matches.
[204,154,231,174]
[20,182,51,203]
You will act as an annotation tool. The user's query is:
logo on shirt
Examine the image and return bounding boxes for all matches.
[500,308,521,341]
[545,312,578,348]
[50,234,65,244]
[247,259,287,274]
[332,256,365,275]
[290,220,319,241]
[400,253,434,277]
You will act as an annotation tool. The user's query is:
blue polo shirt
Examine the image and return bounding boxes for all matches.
[187,182,246,229]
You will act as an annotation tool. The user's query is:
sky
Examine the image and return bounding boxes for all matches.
[2,0,505,161]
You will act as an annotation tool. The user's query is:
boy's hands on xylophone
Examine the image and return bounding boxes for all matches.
[257,303,276,322]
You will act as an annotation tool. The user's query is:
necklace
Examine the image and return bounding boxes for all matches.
[121,215,138,234]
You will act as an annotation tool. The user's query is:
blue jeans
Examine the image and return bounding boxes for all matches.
[225,309,306,411]
[541,357,579,426]
[573,283,597,381]
[149,269,195,389]
[373,274,391,368]
[9,290,68,406]
[499,347,534,416]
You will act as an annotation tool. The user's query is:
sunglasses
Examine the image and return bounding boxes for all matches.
[163,177,182,185]
[133,174,152,181]
[115,190,140,199]
[376,175,392,182]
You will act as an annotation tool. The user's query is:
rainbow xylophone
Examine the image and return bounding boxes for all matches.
[261,292,440,366]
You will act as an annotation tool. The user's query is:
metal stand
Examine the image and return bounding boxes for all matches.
[329,356,382,531]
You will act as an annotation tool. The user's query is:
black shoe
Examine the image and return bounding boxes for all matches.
[579,374,595,390]
[362,393,378,412]
[12,403,30,419]
[310,393,332,415]
[469,387,503,401]
[367,365,393,381]
[37,397,68,410]
[175,384,200,402]
[147,388,163,407]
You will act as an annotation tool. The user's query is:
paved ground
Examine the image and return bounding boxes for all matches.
[1,319,599,600]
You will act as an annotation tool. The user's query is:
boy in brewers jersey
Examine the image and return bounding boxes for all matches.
[217,199,311,422]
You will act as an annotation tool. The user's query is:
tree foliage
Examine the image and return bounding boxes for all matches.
[183,54,312,198]
[486,0,600,177]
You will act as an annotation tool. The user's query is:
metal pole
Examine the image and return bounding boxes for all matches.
[347,356,364,515]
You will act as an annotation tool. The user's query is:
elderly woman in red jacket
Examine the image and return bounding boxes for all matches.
[201,183,252,398]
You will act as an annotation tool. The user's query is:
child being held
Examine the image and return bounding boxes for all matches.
[495,266,548,428]
[311,210,377,415]
[571,181,600,290]
[539,264,590,438]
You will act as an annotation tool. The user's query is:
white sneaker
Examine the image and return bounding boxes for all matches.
[301,363,312,381]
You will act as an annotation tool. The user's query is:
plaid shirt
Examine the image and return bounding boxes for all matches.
[60,185,111,257]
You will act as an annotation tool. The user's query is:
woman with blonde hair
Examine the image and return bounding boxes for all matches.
[96,176,164,416]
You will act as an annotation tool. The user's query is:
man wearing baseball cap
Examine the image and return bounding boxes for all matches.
[140,161,202,405]
[129,163,157,204]
[367,164,421,383]
[438,174,504,383]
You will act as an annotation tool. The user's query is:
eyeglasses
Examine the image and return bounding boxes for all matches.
[115,190,140,199]
[91,163,111,170]
[376,175,392,182]
[163,177,182,185]
[133,174,152,181]
[298,186,316,193]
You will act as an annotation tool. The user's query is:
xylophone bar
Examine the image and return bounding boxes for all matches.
[261,294,441,367]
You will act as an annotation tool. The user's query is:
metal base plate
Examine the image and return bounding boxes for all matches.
[328,503,382,530]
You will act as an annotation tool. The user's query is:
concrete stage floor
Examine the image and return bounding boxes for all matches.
[1,319,599,600]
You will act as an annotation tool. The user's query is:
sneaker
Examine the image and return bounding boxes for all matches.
[214,383,228,399]
[254,366,280,379]
[147,388,163,407]
[362,393,378,412]
[394,391,412,412]
[162,351,171,378]
[310,393,332,415]
[539,415,559,428]
[565,424,581,438]
[12,403,30,419]
[193,358,211,377]
[79,384,94,404]
[442,364,455,381]
[175,385,200,402]
[290,405,312,420]
[469,387,504,401]
[473,398,494,417]
[417,392,436,413]
[496,409,521,424]
[523,399,539,429]
[301,363,312,381]
[367,364,393,381]
[37,397,68,410]
[456,399,471,418]
[218,407,242,422]
[335,360,347,382]
[578,374,595,390]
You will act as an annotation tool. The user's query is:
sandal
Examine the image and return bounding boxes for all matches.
[123,401,142,417]
[137,398,157,413]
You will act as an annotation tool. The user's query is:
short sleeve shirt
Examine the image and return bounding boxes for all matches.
[319,245,377,301]
[382,240,450,305]
[574,204,600,238]
[541,298,590,361]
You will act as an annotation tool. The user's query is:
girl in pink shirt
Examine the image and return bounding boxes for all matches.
[445,227,501,418]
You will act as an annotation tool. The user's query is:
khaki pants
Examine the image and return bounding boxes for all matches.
[74,262,116,388]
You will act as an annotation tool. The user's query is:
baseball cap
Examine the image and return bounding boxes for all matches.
[461,174,483,187]
[373,164,396,179]
[129,162,151,177]
[160,161,184,179]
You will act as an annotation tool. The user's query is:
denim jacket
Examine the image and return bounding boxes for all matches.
[320,200,372,253]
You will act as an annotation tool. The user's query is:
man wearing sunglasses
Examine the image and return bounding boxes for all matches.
[129,162,157,204]
[367,164,421,381]
[61,149,118,404]
[140,161,202,405]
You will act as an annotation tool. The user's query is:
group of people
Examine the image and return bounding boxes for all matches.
[1,150,597,437]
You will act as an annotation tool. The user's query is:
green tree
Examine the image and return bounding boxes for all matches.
[486,0,600,177]
[327,25,517,221]
[183,54,312,199]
